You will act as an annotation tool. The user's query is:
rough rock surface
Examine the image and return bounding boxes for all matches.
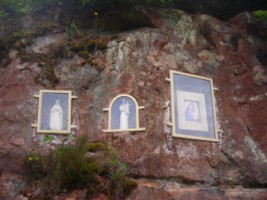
[0,8,267,199]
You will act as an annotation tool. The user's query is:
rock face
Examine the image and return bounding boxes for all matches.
[0,8,267,199]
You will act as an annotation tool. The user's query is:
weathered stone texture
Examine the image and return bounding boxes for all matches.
[0,8,266,199]
[127,179,267,200]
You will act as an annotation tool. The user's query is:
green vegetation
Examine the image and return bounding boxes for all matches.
[0,9,8,20]
[67,21,80,38]
[82,0,173,6]
[24,136,137,199]
[42,134,54,143]
[0,0,58,17]
[0,0,266,20]
[0,0,169,19]
[0,0,266,69]
[254,10,267,21]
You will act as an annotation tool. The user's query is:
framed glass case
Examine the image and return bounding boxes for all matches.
[168,70,219,141]
[32,90,76,134]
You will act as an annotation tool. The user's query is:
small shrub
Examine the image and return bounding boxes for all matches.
[52,142,99,191]
[24,154,47,181]
[42,134,54,143]
[23,136,137,199]
[87,141,108,152]
[67,21,80,38]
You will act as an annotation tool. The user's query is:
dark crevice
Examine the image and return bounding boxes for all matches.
[130,175,210,187]
[242,180,267,189]
[256,43,267,66]
[130,175,267,189]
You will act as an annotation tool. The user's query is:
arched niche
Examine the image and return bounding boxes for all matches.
[103,94,145,132]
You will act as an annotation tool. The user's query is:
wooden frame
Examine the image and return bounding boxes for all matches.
[167,70,219,142]
[103,94,145,132]
[32,90,77,134]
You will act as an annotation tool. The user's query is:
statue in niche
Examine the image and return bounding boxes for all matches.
[119,99,130,129]
[184,101,200,122]
[103,94,145,132]
[49,99,63,130]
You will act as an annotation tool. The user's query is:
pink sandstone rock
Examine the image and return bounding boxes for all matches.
[0,7,267,199]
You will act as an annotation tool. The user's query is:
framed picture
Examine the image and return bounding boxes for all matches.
[168,70,219,141]
[103,94,145,132]
[32,90,77,134]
